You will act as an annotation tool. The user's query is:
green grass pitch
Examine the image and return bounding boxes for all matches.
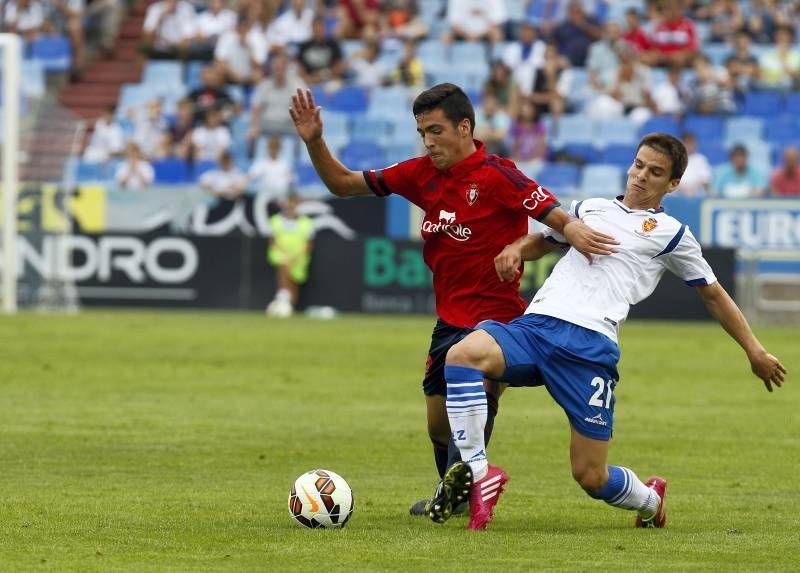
[0,311,797,571]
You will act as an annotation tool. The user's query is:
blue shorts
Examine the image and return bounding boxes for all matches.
[478,314,621,440]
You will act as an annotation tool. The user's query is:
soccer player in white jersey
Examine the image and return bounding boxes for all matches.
[431,133,787,530]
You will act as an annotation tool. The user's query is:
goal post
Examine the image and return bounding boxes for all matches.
[1,33,20,314]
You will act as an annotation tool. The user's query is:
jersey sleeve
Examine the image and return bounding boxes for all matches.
[362,157,426,208]
[658,226,717,286]
[485,156,560,221]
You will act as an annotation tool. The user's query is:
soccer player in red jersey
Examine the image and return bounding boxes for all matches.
[289,83,617,514]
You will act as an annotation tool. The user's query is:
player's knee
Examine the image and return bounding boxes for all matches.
[572,465,606,494]
[445,338,485,369]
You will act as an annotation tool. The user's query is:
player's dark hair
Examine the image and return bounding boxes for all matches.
[638,133,688,181]
[412,83,475,134]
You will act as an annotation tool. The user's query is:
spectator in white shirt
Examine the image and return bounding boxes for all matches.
[83,106,126,164]
[199,152,248,199]
[267,0,314,49]
[248,54,305,151]
[675,133,712,197]
[214,16,267,85]
[191,109,232,162]
[141,0,196,59]
[115,142,155,189]
[443,0,506,45]
[248,135,294,197]
[188,0,237,60]
[3,0,46,40]
[350,36,387,88]
[503,22,546,97]
[130,99,168,159]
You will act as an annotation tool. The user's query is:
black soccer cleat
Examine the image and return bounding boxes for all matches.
[428,462,473,524]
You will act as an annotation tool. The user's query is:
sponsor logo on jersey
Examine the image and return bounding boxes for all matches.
[466,183,479,205]
[523,185,550,211]
[420,210,473,242]
[636,217,659,237]
[584,413,608,426]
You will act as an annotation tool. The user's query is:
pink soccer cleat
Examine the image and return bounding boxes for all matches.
[635,476,667,528]
[467,464,509,530]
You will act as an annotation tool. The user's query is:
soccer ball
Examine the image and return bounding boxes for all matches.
[287,469,354,529]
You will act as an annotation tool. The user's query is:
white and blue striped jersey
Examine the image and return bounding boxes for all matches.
[529,197,717,342]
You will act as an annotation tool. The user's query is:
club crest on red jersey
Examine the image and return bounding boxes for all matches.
[466,183,479,206]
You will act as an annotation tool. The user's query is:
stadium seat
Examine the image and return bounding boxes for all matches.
[700,143,729,166]
[75,161,111,182]
[551,114,594,148]
[683,115,723,140]
[560,143,597,164]
[21,60,46,98]
[639,115,682,138]
[29,35,72,73]
[153,158,190,183]
[580,164,623,198]
[191,160,219,181]
[384,143,420,163]
[325,86,369,114]
[367,86,411,118]
[600,144,637,168]
[350,116,391,145]
[724,116,764,147]
[765,118,800,147]
[784,92,800,114]
[340,141,385,171]
[703,42,731,66]
[594,118,638,148]
[742,90,783,117]
[538,162,579,194]
[142,61,184,87]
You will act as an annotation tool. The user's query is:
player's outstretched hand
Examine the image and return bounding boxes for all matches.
[494,243,523,283]
[563,220,619,262]
[289,88,323,143]
[749,350,787,392]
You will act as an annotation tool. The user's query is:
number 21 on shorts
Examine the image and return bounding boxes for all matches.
[588,377,615,408]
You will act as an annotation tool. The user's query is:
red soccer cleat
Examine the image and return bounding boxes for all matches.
[635,476,667,528]
[467,465,509,530]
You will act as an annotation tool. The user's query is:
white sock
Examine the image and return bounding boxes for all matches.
[595,466,660,518]
[444,365,488,481]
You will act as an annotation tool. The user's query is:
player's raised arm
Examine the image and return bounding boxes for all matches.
[494,233,561,282]
[539,208,619,260]
[289,88,372,197]
[696,282,787,392]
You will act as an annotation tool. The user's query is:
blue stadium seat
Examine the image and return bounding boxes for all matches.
[594,117,638,148]
[76,161,110,182]
[580,164,623,198]
[765,118,800,146]
[784,92,800,114]
[703,42,731,66]
[351,116,391,145]
[683,114,723,140]
[325,86,369,114]
[340,141,385,171]
[551,114,594,148]
[367,86,411,118]
[191,160,219,181]
[538,162,579,194]
[142,61,184,87]
[417,40,448,70]
[742,90,783,117]
[384,143,420,163]
[700,143,729,166]
[296,164,328,197]
[560,143,597,163]
[185,61,205,90]
[724,116,764,146]
[21,60,46,98]
[153,158,190,183]
[29,35,72,72]
[600,144,637,168]
[639,115,682,138]
[451,42,489,66]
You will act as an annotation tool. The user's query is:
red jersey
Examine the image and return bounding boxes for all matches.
[649,18,698,54]
[363,141,560,328]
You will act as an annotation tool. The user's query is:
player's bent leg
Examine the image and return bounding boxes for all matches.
[569,426,665,527]
[446,330,507,378]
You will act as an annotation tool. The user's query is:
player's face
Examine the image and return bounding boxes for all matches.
[625,146,679,208]
[416,108,471,170]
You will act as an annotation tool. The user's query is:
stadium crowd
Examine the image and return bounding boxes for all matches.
[7,0,800,198]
